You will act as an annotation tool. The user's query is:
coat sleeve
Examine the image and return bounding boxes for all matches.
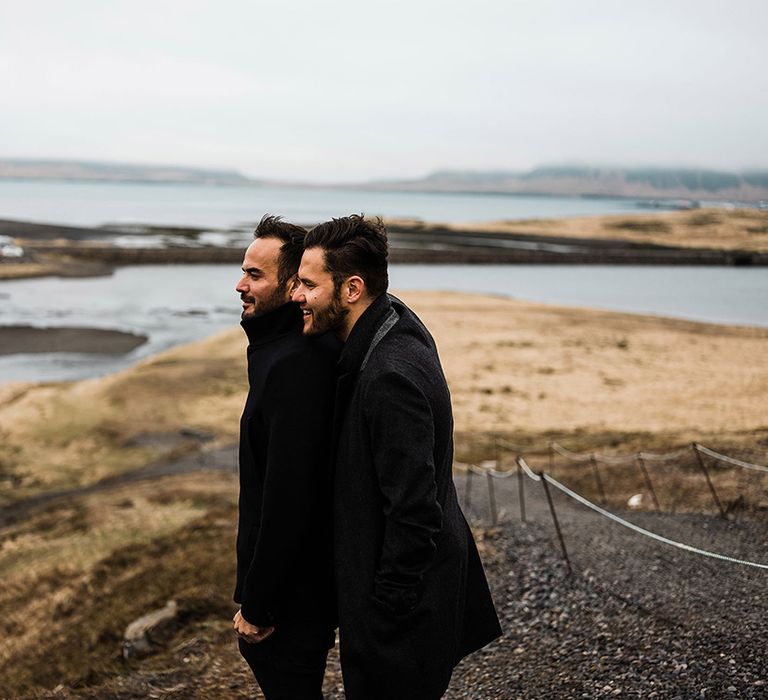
[364,370,443,614]
[239,351,333,626]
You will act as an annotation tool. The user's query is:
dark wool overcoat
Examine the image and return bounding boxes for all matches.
[333,294,502,700]
[234,302,338,629]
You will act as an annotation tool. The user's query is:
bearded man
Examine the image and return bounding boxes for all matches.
[232,215,338,700]
[292,215,501,700]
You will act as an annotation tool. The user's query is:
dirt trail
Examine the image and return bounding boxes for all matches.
[0,444,237,527]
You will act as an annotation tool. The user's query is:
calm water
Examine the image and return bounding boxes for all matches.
[1,264,766,383]
[0,179,665,229]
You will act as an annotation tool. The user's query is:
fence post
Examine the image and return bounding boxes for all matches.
[517,458,526,523]
[636,454,661,512]
[540,474,572,576]
[464,465,474,513]
[692,443,726,518]
[590,455,607,505]
[549,441,555,478]
[486,471,498,526]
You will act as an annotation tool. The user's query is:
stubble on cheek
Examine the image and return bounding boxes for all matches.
[312,291,347,335]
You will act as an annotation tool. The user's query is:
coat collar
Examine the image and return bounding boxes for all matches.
[240,302,302,347]
[338,293,392,374]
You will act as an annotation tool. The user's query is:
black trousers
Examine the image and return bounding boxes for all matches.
[238,622,336,700]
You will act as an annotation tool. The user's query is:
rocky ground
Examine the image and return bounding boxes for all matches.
[12,465,766,700]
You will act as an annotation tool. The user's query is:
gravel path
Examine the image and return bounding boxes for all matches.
[434,474,768,699]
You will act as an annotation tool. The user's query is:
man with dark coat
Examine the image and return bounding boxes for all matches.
[292,215,501,700]
[233,216,338,700]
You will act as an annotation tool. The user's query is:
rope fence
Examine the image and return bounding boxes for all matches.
[514,456,768,572]
[545,440,768,519]
[550,440,766,471]
[458,439,766,528]
[693,443,768,474]
[460,455,768,574]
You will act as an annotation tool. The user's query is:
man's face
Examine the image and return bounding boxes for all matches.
[292,247,348,336]
[235,237,288,319]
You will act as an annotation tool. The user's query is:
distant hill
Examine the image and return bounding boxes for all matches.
[3,159,768,201]
[0,159,255,186]
[369,166,768,202]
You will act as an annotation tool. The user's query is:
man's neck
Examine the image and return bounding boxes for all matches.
[339,297,374,343]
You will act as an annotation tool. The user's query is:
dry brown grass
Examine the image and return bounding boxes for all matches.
[402,292,768,439]
[2,292,767,508]
[0,327,246,504]
[451,207,768,252]
[0,472,239,698]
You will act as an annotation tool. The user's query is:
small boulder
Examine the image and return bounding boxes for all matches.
[123,600,179,660]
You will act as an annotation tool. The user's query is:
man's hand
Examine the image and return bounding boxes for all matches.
[233,609,275,644]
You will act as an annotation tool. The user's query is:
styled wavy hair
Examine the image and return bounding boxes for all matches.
[303,214,388,298]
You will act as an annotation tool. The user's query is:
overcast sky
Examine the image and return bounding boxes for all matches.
[1,0,766,182]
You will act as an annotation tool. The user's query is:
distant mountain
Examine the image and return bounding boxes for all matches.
[0,159,255,186]
[369,166,768,202]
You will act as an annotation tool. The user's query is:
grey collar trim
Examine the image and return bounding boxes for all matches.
[360,307,399,371]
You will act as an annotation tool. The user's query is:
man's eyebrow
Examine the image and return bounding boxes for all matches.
[243,266,263,274]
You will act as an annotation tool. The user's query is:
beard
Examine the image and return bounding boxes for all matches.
[307,287,348,336]
[240,285,287,319]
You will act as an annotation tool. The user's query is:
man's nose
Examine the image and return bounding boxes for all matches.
[235,276,247,294]
[291,284,305,303]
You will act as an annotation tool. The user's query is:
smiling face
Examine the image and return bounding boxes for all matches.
[292,247,349,337]
[235,237,290,319]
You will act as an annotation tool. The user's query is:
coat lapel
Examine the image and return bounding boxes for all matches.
[331,370,357,451]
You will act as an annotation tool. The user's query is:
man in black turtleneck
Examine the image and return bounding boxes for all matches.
[232,216,337,700]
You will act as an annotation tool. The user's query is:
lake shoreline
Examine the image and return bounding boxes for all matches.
[2,208,768,281]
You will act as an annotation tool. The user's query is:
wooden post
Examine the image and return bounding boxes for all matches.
[590,455,607,505]
[464,466,474,513]
[692,443,726,518]
[636,454,661,512]
[486,471,498,526]
[540,474,572,576]
[549,441,555,478]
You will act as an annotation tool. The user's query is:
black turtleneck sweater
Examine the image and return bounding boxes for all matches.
[233,302,338,628]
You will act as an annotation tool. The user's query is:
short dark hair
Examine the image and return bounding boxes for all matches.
[254,214,307,290]
[304,215,388,298]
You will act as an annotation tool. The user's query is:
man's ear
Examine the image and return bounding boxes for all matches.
[344,276,366,303]
[284,274,299,299]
